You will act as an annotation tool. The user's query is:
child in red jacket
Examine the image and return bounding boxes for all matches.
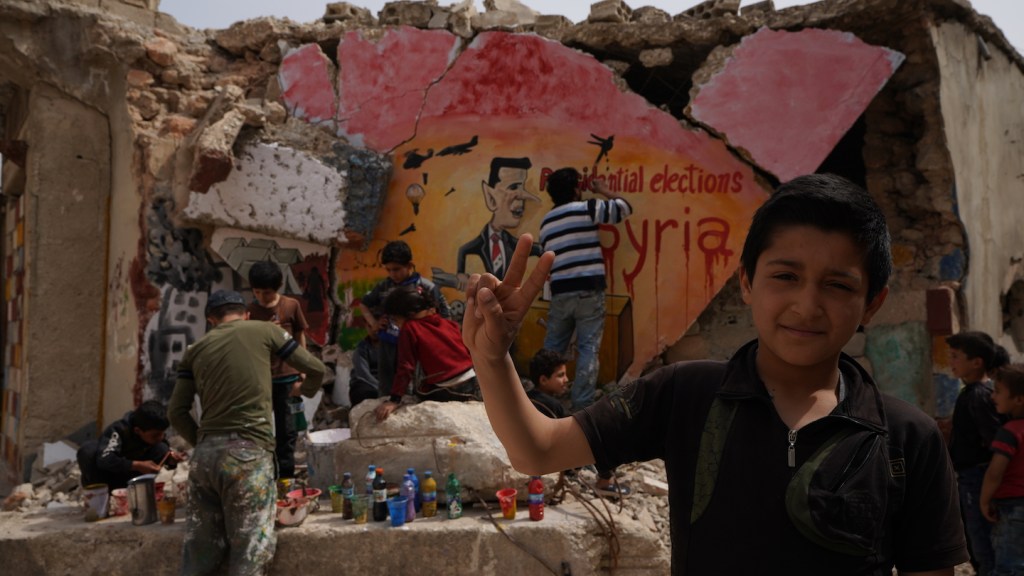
[374,285,479,421]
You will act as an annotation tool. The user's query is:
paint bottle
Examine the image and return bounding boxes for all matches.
[528,476,544,521]
[372,467,388,522]
[421,470,437,518]
[401,474,416,523]
[406,467,421,512]
[365,465,376,496]
[340,472,354,520]
[446,472,462,520]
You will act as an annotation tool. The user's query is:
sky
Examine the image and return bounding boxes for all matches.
[160,0,1022,54]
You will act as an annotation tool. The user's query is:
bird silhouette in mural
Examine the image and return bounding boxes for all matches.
[588,133,615,166]
[438,135,479,157]
[399,223,417,236]
[403,148,434,169]
[445,187,456,196]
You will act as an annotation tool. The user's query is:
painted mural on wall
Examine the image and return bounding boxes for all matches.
[279,26,905,381]
[279,28,766,379]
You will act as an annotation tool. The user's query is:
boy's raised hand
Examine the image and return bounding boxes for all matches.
[463,234,553,363]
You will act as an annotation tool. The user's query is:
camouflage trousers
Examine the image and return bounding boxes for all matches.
[181,434,277,576]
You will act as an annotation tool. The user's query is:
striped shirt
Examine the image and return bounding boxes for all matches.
[539,197,632,295]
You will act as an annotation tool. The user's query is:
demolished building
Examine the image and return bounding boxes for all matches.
[0,0,1022,501]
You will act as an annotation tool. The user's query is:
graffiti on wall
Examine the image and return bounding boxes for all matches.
[211,228,332,346]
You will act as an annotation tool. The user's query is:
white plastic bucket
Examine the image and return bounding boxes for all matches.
[305,428,350,494]
[82,483,109,518]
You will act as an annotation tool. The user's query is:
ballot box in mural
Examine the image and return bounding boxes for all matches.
[513,294,634,387]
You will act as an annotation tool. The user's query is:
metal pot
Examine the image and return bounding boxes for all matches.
[127,474,158,526]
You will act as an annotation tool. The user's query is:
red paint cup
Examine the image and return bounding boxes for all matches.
[496,488,517,520]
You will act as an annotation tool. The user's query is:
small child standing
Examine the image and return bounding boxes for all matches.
[359,241,449,399]
[247,260,308,480]
[374,285,476,422]
[947,330,1009,575]
[982,364,1024,575]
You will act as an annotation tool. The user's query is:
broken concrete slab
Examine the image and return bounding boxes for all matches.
[687,27,904,182]
[188,108,245,192]
[183,142,349,244]
[0,500,669,575]
[278,43,338,129]
[341,399,552,503]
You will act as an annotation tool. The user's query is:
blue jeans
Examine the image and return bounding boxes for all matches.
[544,289,605,412]
[959,466,996,576]
[992,498,1024,576]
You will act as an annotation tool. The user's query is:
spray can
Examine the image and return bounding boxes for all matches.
[528,476,544,521]
[340,472,354,520]
[421,470,437,518]
[406,467,421,512]
[372,467,388,521]
[401,474,416,522]
[446,472,462,519]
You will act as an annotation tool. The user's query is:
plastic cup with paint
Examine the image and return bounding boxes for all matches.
[157,497,176,524]
[387,496,408,527]
[110,488,130,517]
[83,484,110,519]
[350,494,369,524]
[496,488,517,520]
[328,485,344,513]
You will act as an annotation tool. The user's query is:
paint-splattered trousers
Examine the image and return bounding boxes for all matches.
[544,288,606,412]
[181,434,277,576]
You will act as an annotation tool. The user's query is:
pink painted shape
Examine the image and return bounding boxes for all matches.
[336,27,461,150]
[279,44,337,126]
[421,32,720,163]
[688,28,904,182]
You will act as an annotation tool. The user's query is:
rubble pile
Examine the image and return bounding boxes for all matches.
[1,458,81,512]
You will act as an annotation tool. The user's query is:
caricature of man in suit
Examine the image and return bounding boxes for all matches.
[457,157,542,280]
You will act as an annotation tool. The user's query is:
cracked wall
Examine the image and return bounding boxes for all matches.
[2,0,1024,482]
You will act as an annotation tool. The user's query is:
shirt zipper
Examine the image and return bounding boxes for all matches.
[788,429,797,468]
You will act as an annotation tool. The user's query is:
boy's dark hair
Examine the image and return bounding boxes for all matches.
[740,173,892,303]
[248,260,283,291]
[382,285,436,318]
[546,167,580,206]
[946,331,1010,372]
[131,400,169,431]
[994,364,1024,397]
[529,348,569,385]
[381,241,413,266]
[487,157,532,187]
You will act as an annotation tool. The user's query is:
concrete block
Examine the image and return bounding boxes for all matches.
[471,10,520,30]
[741,0,775,16]
[631,6,670,24]
[533,14,573,37]
[184,142,350,245]
[323,2,376,25]
[639,47,673,68]
[379,1,435,27]
[589,0,632,23]
[687,27,905,182]
[188,109,246,193]
[639,475,669,496]
[482,0,538,25]
[681,0,740,20]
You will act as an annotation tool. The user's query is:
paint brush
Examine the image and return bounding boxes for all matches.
[156,451,173,470]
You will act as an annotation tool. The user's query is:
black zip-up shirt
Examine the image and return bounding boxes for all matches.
[949,380,1003,470]
[574,339,967,575]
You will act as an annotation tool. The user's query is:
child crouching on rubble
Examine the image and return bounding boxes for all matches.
[462,173,967,574]
[373,285,480,422]
[77,400,186,490]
